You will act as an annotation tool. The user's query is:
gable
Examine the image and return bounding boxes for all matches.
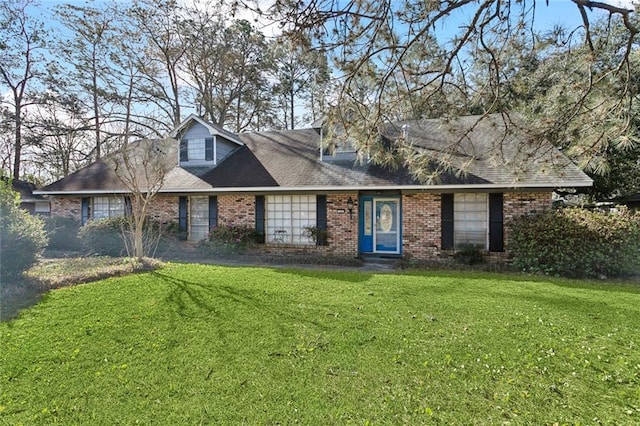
[177,121,240,167]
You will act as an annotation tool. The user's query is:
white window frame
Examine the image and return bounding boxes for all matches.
[187,138,206,161]
[454,193,488,249]
[189,196,209,241]
[266,195,316,245]
[91,196,125,220]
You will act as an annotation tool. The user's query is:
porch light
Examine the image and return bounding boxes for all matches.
[347,197,354,219]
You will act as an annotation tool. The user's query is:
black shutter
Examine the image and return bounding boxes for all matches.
[209,196,218,232]
[179,139,188,162]
[441,193,454,250]
[178,196,188,240]
[81,197,90,225]
[316,195,327,246]
[124,196,132,217]
[255,195,265,243]
[205,138,214,161]
[489,193,504,252]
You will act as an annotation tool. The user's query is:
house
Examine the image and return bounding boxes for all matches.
[2,177,50,216]
[36,114,592,260]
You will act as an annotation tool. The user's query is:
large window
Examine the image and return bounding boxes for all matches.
[266,195,316,244]
[454,193,488,248]
[92,196,125,220]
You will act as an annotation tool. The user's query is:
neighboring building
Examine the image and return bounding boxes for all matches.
[3,177,50,216]
[36,114,592,260]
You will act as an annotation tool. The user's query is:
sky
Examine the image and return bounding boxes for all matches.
[33,0,638,37]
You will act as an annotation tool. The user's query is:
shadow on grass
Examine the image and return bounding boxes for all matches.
[0,277,45,322]
[270,267,374,283]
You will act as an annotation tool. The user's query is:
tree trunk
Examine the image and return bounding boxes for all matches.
[13,104,21,179]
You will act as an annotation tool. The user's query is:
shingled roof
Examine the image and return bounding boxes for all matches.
[37,114,592,195]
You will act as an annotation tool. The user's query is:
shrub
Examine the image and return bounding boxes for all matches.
[79,217,180,257]
[44,216,82,251]
[508,208,640,278]
[79,217,128,256]
[453,243,485,265]
[198,224,260,255]
[0,180,48,278]
[303,225,329,246]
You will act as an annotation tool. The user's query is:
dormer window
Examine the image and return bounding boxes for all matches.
[180,138,214,163]
[180,138,214,162]
[172,114,244,167]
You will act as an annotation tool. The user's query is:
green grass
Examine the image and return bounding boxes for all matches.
[2,264,640,424]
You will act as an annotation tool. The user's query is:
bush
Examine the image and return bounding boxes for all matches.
[453,244,485,265]
[79,217,128,256]
[508,208,640,278]
[198,224,260,255]
[44,216,82,251]
[0,180,48,278]
[79,217,180,257]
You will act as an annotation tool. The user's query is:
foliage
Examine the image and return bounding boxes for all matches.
[78,217,128,256]
[508,208,640,278]
[452,243,485,266]
[44,216,82,251]
[198,224,261,255]
[270,1,639,191]
[3,264,640,423]
[0,179,48,279]
[78,217,179,257]
[303,225,329,246]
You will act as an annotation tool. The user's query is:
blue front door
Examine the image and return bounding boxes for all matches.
[359,195,401,255]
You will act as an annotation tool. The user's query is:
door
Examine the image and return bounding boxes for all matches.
[359,196,401,255]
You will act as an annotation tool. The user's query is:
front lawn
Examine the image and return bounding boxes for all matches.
[1,264,640,424]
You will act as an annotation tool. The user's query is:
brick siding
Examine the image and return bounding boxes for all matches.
[50,190,552,262]
[50,197,82,221]
[218,194,255,227]
[401,193,441,259]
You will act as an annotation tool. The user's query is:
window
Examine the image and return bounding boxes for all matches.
[181,138,214,162]
[189,196,209,241]
[266,195,316,244]
[454,193,488,248]
[187,138,206,161]
[92,196,125,220]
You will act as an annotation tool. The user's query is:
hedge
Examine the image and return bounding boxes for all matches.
[508,208,640,278]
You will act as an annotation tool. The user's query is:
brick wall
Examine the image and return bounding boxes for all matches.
[147,196,180,225]
[325,193,358,257]
[50,195,180,225]
[50,191,553,262]
[218,194,255,227]
[401,193,441,259]
[50,197,82,221]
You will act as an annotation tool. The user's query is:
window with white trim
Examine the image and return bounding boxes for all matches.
[187,138,206,161]
[454,193,488,248]
[189,196,209,241]
[92,196,125,220]
[266,195,316,244]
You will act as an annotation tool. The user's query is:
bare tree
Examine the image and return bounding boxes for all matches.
[0,0,48,179]
[107,137,175,259]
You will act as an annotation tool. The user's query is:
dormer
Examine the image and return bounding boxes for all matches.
[312,117,358,162]
[170,114,244,167]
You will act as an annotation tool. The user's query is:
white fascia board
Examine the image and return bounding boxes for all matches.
[35,180,592,196]
[170,114,243,146]
[34,189,131,195]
